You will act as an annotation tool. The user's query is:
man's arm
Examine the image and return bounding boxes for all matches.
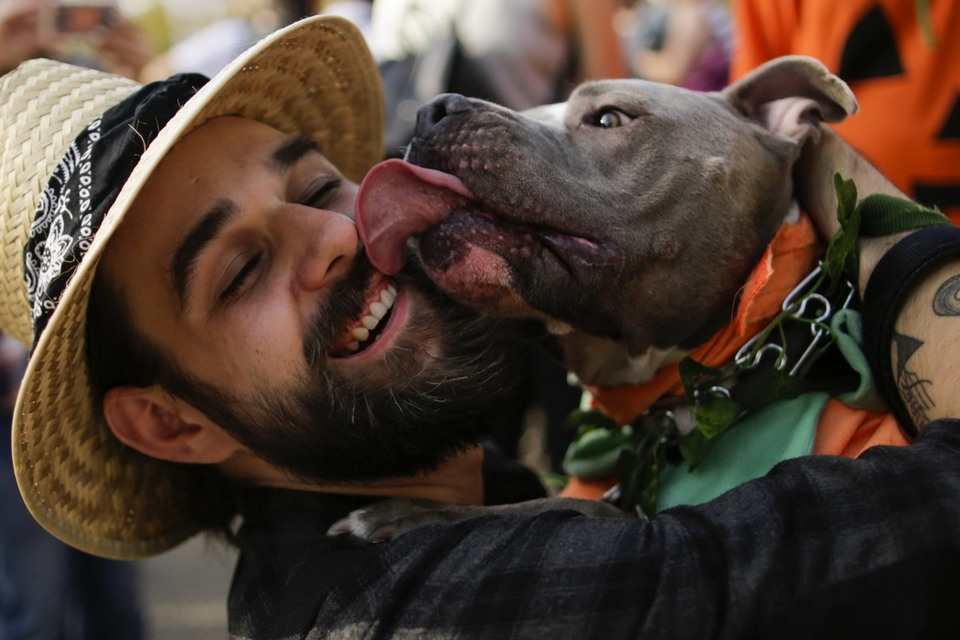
[293,424,960,639]
[891,261,960,428]
[796,128,960,428]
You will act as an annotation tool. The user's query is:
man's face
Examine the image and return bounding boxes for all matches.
[100,116,515,482]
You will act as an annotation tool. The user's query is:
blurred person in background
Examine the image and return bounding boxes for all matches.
[0,0,48,73]
[373,0,628,116]
[0,0,152,78]
[140,0,337,80]
[731,0,960,221]
[0,335,144,640]
[619,0,732,91]
[0,3,148,637]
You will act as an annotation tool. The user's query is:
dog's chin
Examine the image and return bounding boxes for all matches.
[416,212,629,340]
[417,230,529,315]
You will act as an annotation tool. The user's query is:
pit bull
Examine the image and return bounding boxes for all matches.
[332,56,904,541]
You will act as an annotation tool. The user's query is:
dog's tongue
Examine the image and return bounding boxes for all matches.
[356,159,474,274]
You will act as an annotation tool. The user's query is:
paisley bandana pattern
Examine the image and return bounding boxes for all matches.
[24,73,208,346]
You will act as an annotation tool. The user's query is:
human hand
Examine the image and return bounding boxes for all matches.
[88,10,153,80]
[0,0,54,73]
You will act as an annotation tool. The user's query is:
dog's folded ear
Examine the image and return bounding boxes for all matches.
[723,55,859,147]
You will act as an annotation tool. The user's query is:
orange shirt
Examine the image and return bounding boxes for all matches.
[731,0,960,222]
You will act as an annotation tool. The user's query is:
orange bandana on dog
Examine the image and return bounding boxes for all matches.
[564,212,909,501]
[585,212,825,425]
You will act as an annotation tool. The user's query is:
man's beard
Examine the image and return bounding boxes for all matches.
[173,260,522,484]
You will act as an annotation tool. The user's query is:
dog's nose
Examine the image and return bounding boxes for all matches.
[414,93,473,138]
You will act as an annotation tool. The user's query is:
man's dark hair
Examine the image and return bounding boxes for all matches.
[85,270,238,541]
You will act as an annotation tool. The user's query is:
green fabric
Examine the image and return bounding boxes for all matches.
[651,309,885,512]
[655,393,826,512]
[832,309,885,410]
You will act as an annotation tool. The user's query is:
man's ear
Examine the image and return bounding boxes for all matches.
[102,386,241,464]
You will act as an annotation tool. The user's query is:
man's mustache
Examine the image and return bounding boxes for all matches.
[303,255,375,370]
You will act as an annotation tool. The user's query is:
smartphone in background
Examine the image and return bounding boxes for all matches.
[55,2,116,33]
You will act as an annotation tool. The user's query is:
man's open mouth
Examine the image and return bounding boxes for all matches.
[330,277,398,358]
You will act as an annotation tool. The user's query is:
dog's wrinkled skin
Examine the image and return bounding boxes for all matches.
[336,56,858,542]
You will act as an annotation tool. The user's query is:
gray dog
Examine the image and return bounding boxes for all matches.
[335,56,859,541]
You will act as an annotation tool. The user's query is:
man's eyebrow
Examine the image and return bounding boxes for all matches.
[268,136,322,174]
[171,198,239,309]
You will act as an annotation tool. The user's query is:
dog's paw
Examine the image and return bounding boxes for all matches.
[326,507,402,544]
[327,498,481,544]
[327,496,631,544]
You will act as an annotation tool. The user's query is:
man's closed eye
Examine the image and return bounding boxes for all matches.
[220,252,263,302]
[301,178,341,209]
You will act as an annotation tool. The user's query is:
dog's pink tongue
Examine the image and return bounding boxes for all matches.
[356,159,474,274]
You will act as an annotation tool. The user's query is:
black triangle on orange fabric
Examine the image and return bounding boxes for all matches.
[838,5,905,82]
[937,95,960,140]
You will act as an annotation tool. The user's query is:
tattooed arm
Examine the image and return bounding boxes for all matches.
[796,128,960,428]
[887,264,960,427]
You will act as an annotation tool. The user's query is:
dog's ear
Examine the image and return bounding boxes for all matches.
[723,55,859,145]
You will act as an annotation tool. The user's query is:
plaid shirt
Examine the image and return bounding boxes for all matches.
[228,421,960,639]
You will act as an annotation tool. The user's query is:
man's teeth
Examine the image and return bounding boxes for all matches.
[381,286,397,306]
[346,284,398,352]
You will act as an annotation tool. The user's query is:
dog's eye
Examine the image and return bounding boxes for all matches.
[594,109,631,129]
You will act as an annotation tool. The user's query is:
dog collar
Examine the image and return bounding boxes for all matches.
[586,211,825,425]
[569,177,865,514]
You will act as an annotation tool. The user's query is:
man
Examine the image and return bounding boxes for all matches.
[2,14,960,639]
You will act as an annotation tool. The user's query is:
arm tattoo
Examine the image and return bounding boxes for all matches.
[933,274,960,316]
[892,331,934,428]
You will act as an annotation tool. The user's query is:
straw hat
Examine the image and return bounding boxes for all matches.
[0,15,384,559]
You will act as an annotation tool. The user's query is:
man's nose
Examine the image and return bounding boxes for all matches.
[414,93,475,139]
[290,209,358,292]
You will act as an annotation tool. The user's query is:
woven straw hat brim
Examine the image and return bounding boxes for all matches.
[5,16,383,559]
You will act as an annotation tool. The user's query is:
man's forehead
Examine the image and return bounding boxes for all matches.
[188,116,289,151]
[179,117,329,174]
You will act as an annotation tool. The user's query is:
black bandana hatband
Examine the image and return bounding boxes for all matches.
[24,73,209,347]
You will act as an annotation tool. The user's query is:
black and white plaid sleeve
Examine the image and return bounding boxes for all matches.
[230,420,960,640]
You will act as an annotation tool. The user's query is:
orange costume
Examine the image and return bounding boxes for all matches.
[731,0,960,222]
